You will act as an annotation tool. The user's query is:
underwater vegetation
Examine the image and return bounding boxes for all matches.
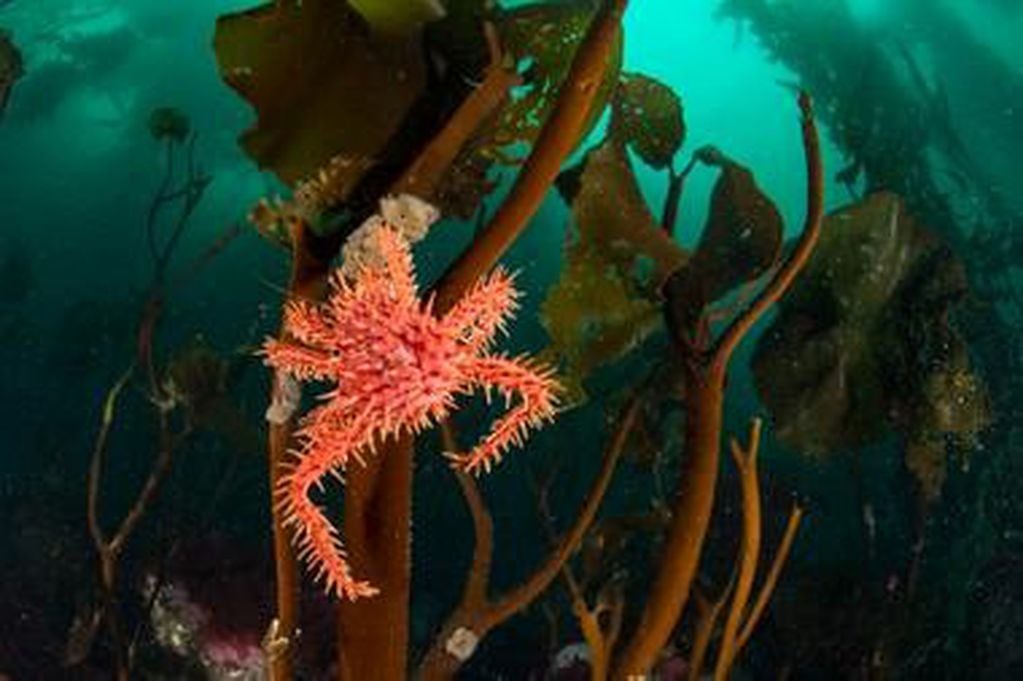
[213,1,821,678]
[1,0,1021,679]
[753,193,989,488]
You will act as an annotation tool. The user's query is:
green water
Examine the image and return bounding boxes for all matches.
[1,1,1021,678]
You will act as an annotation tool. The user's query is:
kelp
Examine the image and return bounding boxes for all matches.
[611,72,685,170]
[906,355,989,503]
[431,0,626,218]
[536,68,690,405]
[894,262,990,503]
[214,1,623,226]
[213,0,427,187]
[612,91,824,677]
[348,0,446,36]
[541,136,686,405]
[665,147,783,330]
[752,192,989,499]
[491,0,623,152]
[539,73,783,405]
[753,193,926,454]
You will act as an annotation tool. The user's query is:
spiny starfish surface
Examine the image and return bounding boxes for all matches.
[263,225,561,600]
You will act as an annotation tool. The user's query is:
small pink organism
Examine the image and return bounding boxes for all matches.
[262,223,561,600]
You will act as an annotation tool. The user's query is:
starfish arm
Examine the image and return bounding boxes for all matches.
[329,264,418,342]
[282,299,340,348]
[262,337,336,382]
[448,355,561,475]
[443,266,521,352]
[278,410,379,601]
[361,225,419,309]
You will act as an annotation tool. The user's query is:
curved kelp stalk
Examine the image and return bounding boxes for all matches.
[76,119,236,680]
[541,391,649,681]
[334,29,525,679]
[416,393,637,680]
[432,0,630,314]
[711,419,803,681]
[611,92,823,678]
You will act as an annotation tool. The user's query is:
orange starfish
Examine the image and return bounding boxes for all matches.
[263,225,560,600]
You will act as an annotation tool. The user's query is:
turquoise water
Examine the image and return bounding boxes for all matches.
[1,1,1021,678]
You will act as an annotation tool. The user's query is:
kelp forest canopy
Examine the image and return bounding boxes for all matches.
[0,0,1021,680]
